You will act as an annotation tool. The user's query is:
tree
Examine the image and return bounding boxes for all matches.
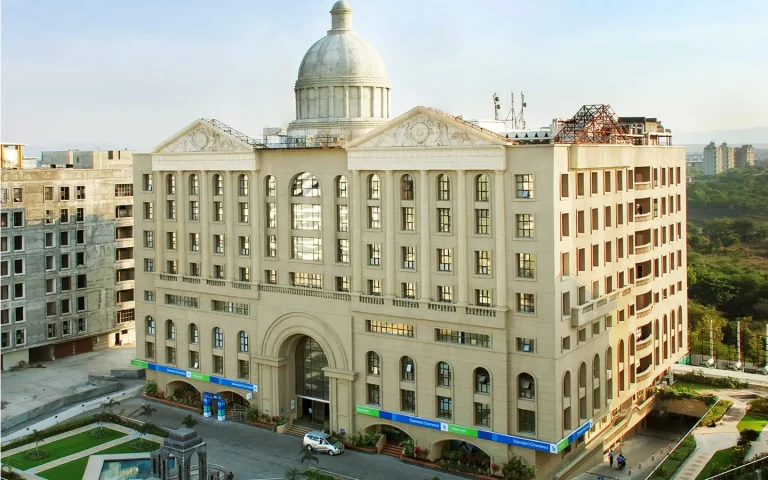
[139,404,157,423]
[181,414,198,429]
[502,456,535,480]
[300,446,319,465]
[135,422,154,448]
[284,468,301,480]
[31,429,44,454]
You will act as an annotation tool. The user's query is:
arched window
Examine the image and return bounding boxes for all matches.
[401,356,415,381]
[475,174,490,202]
[475,367,491,394]
[437,361,452,387]
[166,174,176,195]
[663,315,669,360]
[618,340,626,391]
[605,347,614,400]
[368,174,380,200]
[213,174,223,196]
[292,172,321,197]
[166,320,175,340]
[189,174,199,195]
[239,174,249,196]
[437,174,451,201]
[146,316,155,335]
[592,354,601,407]
[335,175,348,198]
[579,362,587,419]
[563,370,572,430]
[563,371,571,398]
[678,306,684,349]
[629,334,636,383]
[189,324,199,344]
[519,373,535,399]
[401,174,414,200]
[367,352,380,375]
[213,327,224,348]
[265,175,276,197]
[238,331,249,352]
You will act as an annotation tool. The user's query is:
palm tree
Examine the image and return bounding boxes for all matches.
[135,422,153,448]
[284,468,301,480]
[300,446,319,465]
[139,404,157,423]
[181,414,198,429]
[99,398,120,433]
[30,429,44,454]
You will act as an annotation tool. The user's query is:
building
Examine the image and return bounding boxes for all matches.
[702,140,723,175]
[722,142,735,171]
[1,147,136,369]
[735,144,755,168]
[132,2,687,478]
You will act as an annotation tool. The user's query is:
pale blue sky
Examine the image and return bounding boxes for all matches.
[2,0,767,154]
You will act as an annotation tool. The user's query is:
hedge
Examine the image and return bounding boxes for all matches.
[674,372,747,389]
[749,397,768,415]
[649,434,697,480]
[700,400,734,427]
[657,386,718,406]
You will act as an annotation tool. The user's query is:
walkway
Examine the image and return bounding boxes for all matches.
[573,434,678,480]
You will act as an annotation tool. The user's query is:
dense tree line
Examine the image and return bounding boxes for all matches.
[687,166,768,213]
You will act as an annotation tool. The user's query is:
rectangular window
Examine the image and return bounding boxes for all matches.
[60,187,70,200]
[77,317,87,332]
[516,214,534,238]
[213,264,224,279]
[238,360,250,379]
[46,278,56,294]
[292,204,321,230]
[146,342,155,359]
[13,258,24,276]
[292,237,322,261]
[145,290,155,302]
[367,279,382,296]
[167,232,177,250]
[76,229,85,245]
[515,174,533,199]
[47,323,58,339]
[188,262,200,277]
[335,276,350,292]
[189,350,200,369]
[212,300,249,315]
[437,248,452,272]
[266,234,277,257]
[516,253,535,278]
[214,201,224,222]
[365,320,414,337]
[76,296,87,312]
[114,184,133,197]
[166,346,177,365]
[475,209,490,234]
[336,205,349,232]
[189,233,199,252]
[438,285,453,303]
[264,269,277,284]
[144,231,154,248]
[47,301,57,316]
[401,390,416,413]
[402,246,416,269]
[517,293,535,313]
[516,337,535,353]
[475,251,491,275]
[590,172,599,195]
[213,234,225,254]
[604,171,612,193]
[518,409,536,433]
[164,294,199,308]
[401,207,415,231]
[437,397,453,419]
[213,355,224,374]
[475,289,492,307]
[60,231,70,246]
[605,206,612,228]
[189,201,199,221]
[239,236,250,256]
[368,244,382,266]
[60,209,70,224]
[437,208,451,233]
[401,282,416,299]
[239,202,250,223]
[44,186,54,201]
[239,267,250,282]
[165,200,176,220]
[435,329,490,348]
[166,260,178,275]
[368,206,381,229]
[337,239,349,263]
[475,403,491,427]
[616,170,624,191]
[266,203,277,228]
[142,174,153,192]
[13,211,24,227]
[290,272,323,289]
[367,384,381,406]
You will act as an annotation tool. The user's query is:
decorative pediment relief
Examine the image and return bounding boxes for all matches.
[154,120,253,154]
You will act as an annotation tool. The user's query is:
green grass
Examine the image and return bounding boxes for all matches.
[673,381,714,392]
[737,413,768,433]
[1,428,126,470]
[700,400,734,426]
[649,434,697,480]
[696,447,738,480]
[37,439,160,480]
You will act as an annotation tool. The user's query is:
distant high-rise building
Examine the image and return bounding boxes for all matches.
[703,141,722,175]
[735,144,755,168]
[721,142,735,171]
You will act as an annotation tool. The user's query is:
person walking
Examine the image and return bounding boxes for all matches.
[608,449,615,468]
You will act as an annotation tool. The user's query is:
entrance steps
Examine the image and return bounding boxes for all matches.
[380,443,402,457]
[285,424,312,438]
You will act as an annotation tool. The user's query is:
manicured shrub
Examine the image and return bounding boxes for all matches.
[674,372,746,389]
[741,428,760,442]
[649,434,697,480]
[749,397,768,414]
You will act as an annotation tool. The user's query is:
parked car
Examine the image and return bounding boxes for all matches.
[303,431,345,455]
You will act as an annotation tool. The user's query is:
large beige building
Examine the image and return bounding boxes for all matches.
[132,2,687,478]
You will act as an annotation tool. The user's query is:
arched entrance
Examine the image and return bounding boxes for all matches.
[293,335,330,425]
[166,380,202,408]
[218,390,250,408]
[431,439,493,470]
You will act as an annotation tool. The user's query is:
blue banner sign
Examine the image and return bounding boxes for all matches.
[138,359,258,393]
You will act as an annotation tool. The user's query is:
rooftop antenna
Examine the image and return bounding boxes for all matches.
[502,91,527,130]
[519,92,527,130]
[493,93,501,121]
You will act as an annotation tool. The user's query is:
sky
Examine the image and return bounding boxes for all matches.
[2,0,767,155]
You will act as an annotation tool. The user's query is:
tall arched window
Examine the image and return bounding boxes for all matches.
[563,370,572,430]
[367,352,380,375]
[663,314,669,360]
[335,175,348,198]
[368,174,381,200]
[437,361,452,387]
[239,174,249,196]
[401,174,414,200]
[519,373,535,399]
[213,327,224,348]
[213,174,223,196]
[671,312,677,353]
[475,174,490,202]
[437,174,451,201]
[238,331,249,352]
[579,362,587,419]
[678,306,684,349]
[563,371,571,398]
[265,175,276,197]
[605,347,613,400]
[166,320,175,340]
[401,356,415,381]
[629,334,636,383]
[189,174,199,195]
[146,316,155,335]
[189,324,199,344]
[592,354,601,408]
[618,340,626,391]
[292,172,321,197]
[475,367,490,394]
[166,174,176,195]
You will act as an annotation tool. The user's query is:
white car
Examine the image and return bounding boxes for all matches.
[303,431,345,455]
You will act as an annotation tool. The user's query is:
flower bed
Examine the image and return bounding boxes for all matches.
[649,434,697,480]
[700,400,734,427]
[141,393,202,413]
[342,442,378,454]
[401,455,499,480]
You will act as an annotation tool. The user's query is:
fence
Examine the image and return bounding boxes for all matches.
[704,454,768,480]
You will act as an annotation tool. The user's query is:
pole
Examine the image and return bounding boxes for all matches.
[710,318,714,366]
[737,320,742,370]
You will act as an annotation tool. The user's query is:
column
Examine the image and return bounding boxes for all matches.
[225,171,235,280]
[295,89,300,120]
[344,86,350,118]
[155,171,165,272]
[314,87,320,119]
[351,170,362,293]
[328,86,335,118]
[387,88,391,118]
[176,170,187,274]
[380,87,385,119]
[494,171,507,308]
[200,170,210,278]
[251,170,261,284]
[384,171,395,296]
[457,170,468,305]
[419,170,430,301]
[358,86,363,118]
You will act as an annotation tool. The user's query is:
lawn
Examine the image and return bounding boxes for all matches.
[673,381,714,392]
[737,413,768,433]
[1,428,126,470]
[37,439,161,480]
[700,400,734,427]
[696,447,737,480]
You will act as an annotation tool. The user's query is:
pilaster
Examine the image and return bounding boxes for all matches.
[494,170,507,307]
[351,170,362,293]
[384,170,395,296]
[419,170,430,301]
[457,169,468,304]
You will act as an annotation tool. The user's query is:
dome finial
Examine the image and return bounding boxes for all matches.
[330,1,352,32]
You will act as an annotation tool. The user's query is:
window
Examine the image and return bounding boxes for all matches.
[76,296,87,312]
[214,201,224,222]
[517,293,535,313]
[46,278,55,294]
[292,237,322,261]
[475,209,490,234]
[265,269,278,284]
[239,202,249,223]
[189,263,200,277]
[13,283,24,299]
[189,201,199,221]
[189,233,199,252]
[1,331,9,348]
[146,316,156,335]
[368,206,381,229]
[164,294,199,308]
[475,289,492,307]
[213,355,224,374]
[437,174,451,201]
[516,214,534,238]
[213,327,224,348]
[44,186,54,201]
[335,276,350,292]
[266,234,277,257]
[475,174,490,202]
[166,320,176,340]
[401,174,414,200]
[212,300,249,316]
[47,301,57,316]
[60,187,70,200]
[189,174,199,195]
[239,267,250,282]
[335,175,348,198]
[367,384,381,406]
[336,239,349,263]
[167,232,177,250]
[366,320,414,337]
[437,208,451,233]
[368,244,381,266]
[144,231,154,248]
[475,368,490,393]
[517,253,535,278]
[266,203,276,228]
[60,209,70,224]
[436,329,490,348]
[189,350,200,369]
[143,174,153,192]
[144,290,155,301]
[291,272,323,289]
[438,285,453,303]
[401,390,416,412]
[519,373,535,399]
[213,174,223,196]
[239,174,249,196]
[62,253,71,268]
[367,279,382,295]
[517,337,535,353]
[402,246,416,269]
[239,236,250,256]
[18,235,28,250]
[213,264,224,279]
[265,175,276,197]
[368,174,380,199]
[13,211,24,227]
[238,359,250,379]
[114,184,133,197]
[292,172,321,197]
[437,396,452,419]
[603,171,612,193]
[437,248,452,272]
[591,171,599,195]
[518,409,536,433]
[476,251,491,275]
[334,204,349,232]
[60,231,70,246]
[214,234,225,254]
[401,282,416,299]
[475,403,491,427]
[143,202,154,220]
[15,306,25,323]
[516,174,533,199]
[437,362,452,387]
[13,259,24,276]
[74,185,86,200]
[401,207,415,231]
[189,324,199,344]
[292,204,321,230]
[367,351,380,375]
[145,341,155,359]
[239,331,249,352]
[77,317,87,332]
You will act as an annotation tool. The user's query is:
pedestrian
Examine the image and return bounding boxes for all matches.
[226,472,234,480]
[608,449,614,468]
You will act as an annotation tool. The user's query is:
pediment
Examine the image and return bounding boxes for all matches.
[152,119,256,154]
[345,106,512,149]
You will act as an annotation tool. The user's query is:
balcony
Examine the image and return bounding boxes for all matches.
[635,243,651,255]
[393,298,419,309]
[637,304,653,318]
[429,302,456,313]
[258,283,351,301]
[635,213,651,223]
[636,363,653,382]
[635,181,651,191]
[232,281,252,290]
[571,295,618,327]
[160,274,178,282]
[636,274,652,287]
[636,335,653,354]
